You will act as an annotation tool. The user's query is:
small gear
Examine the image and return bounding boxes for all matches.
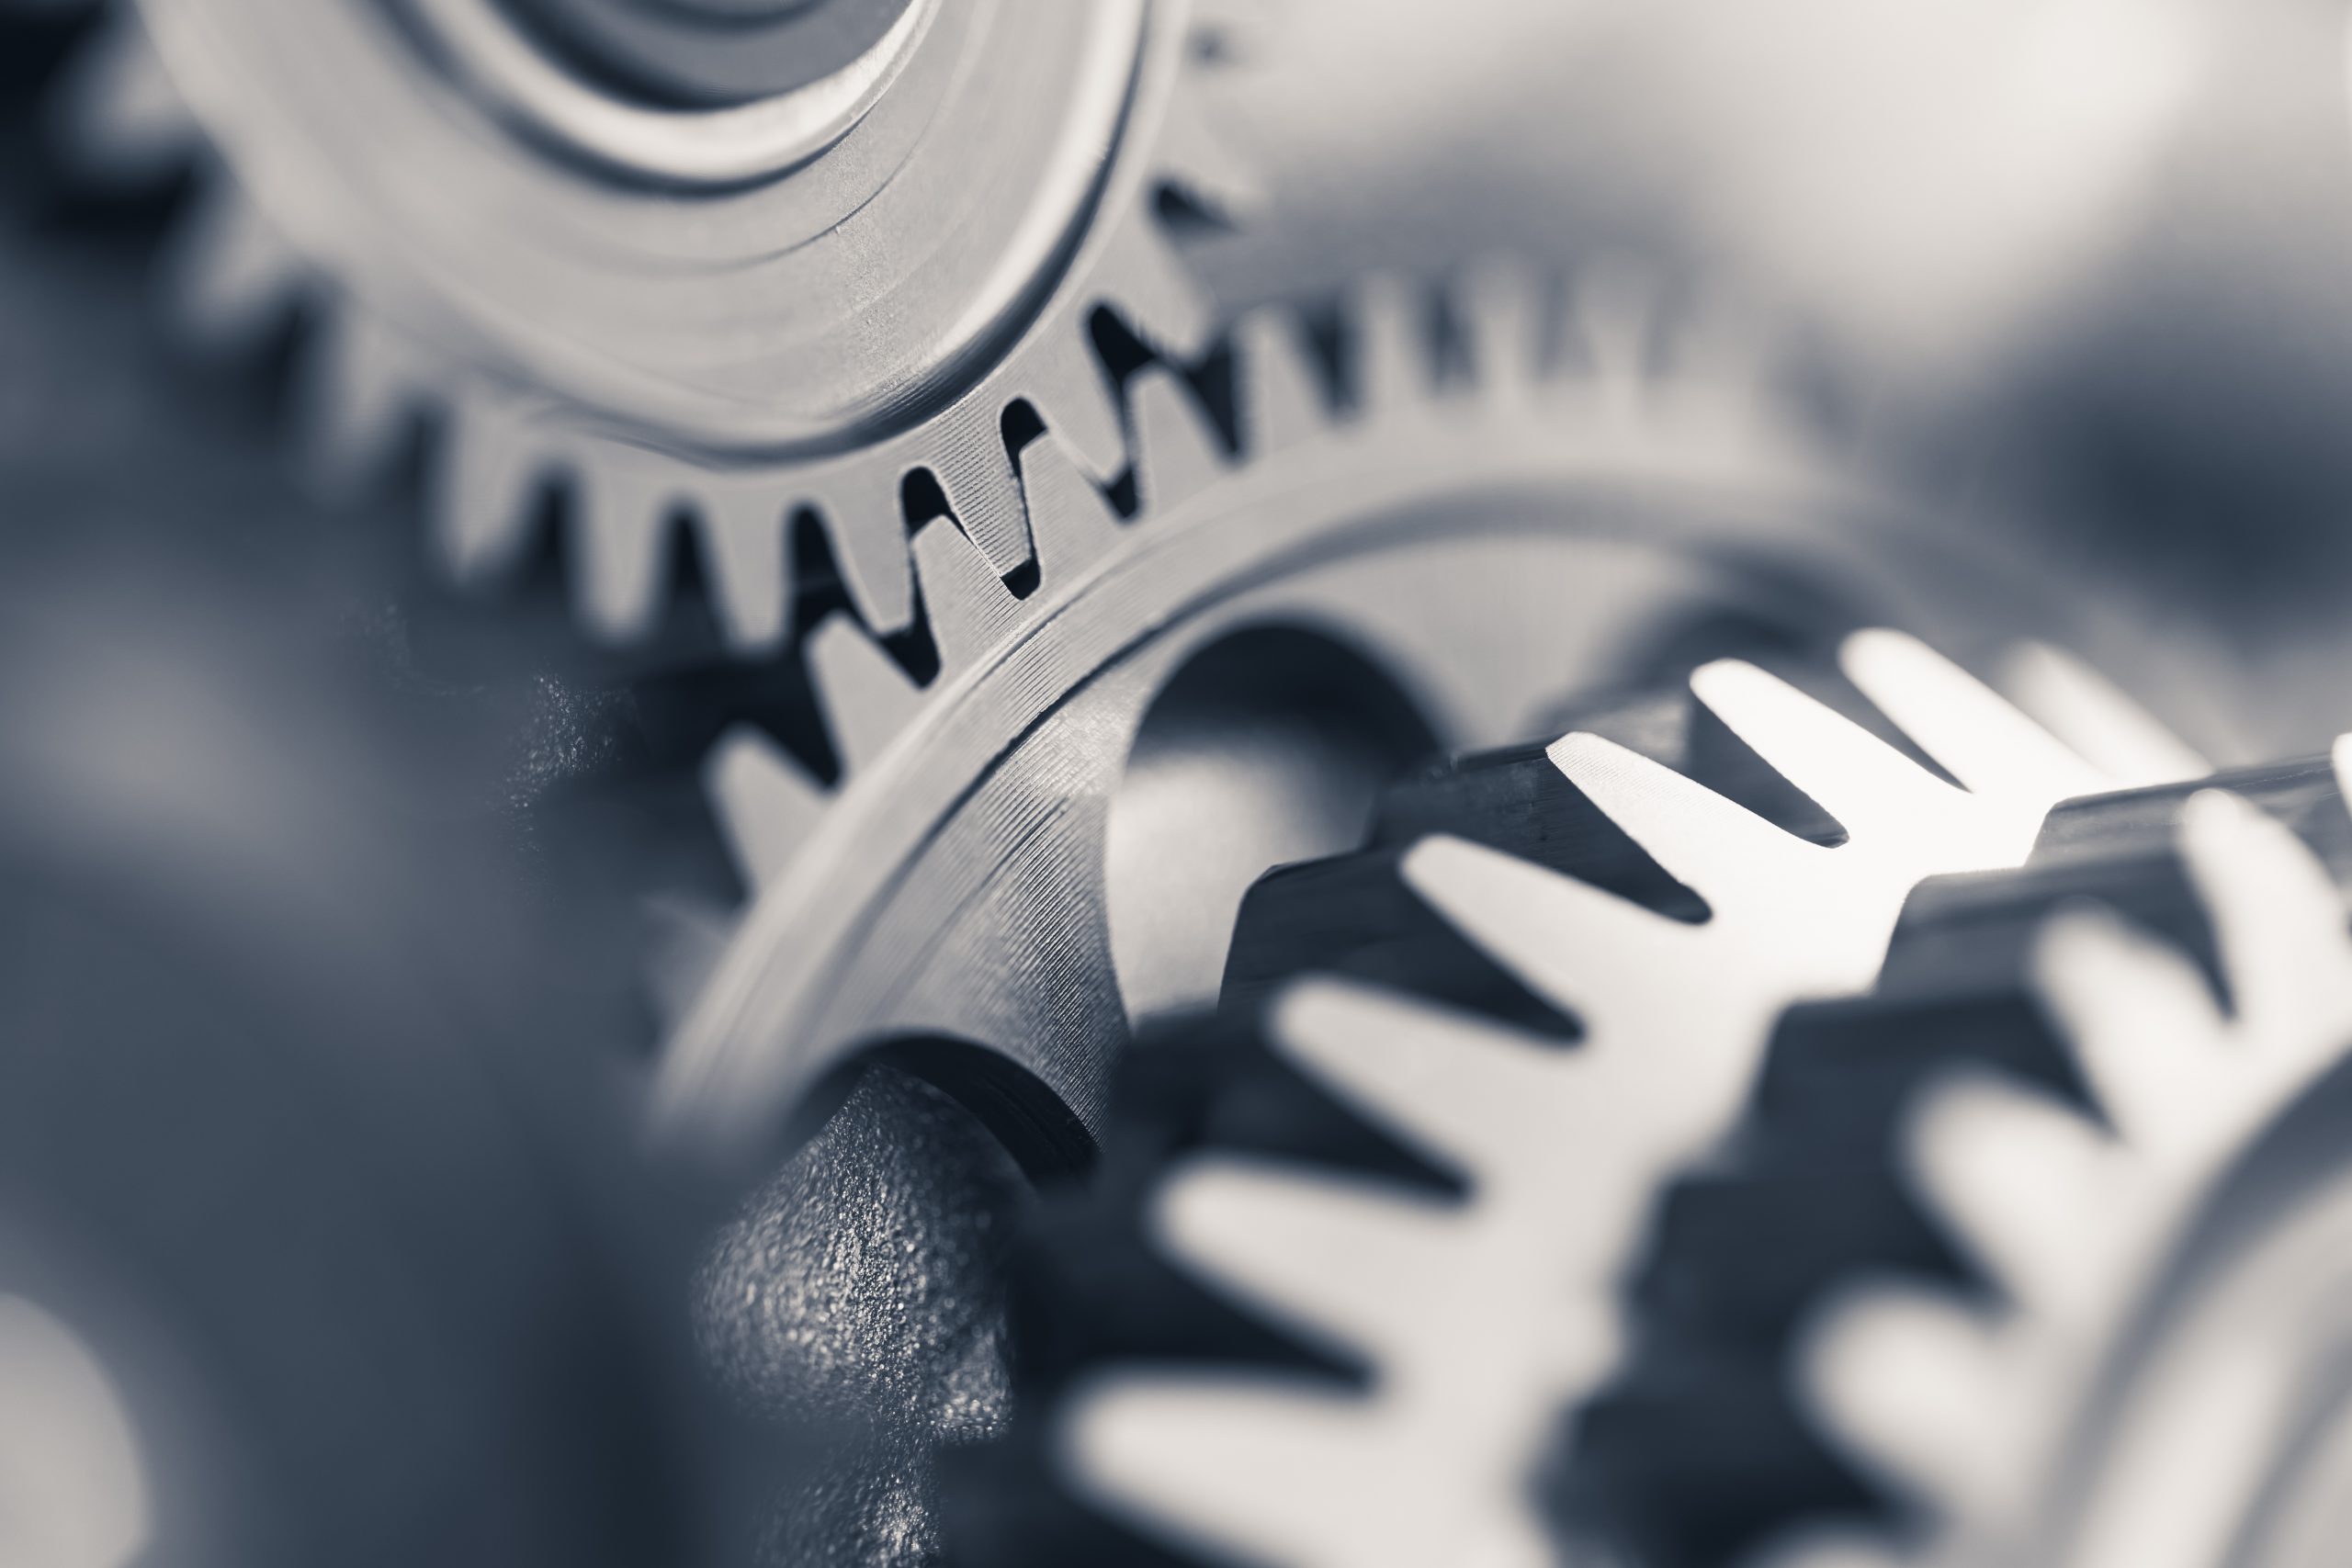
[1581,748,2352,1568]
[20,0,1252,647]
[936,628,2199,1567]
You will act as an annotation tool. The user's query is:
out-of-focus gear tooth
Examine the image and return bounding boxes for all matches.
[704,725,827,893]
[693,484,790,654]
[1062,1374,1388,1568]
[1015,430,1123,582]
[643,893,737,1032]
[1907,1071,2120,1321]
[1232,306,1328,456]
[1838,629,2109,805]
[807,612,925,775]
[2032,906,2229,1152]
[1272,979,1569,1174]
[923,403,1032,575]
[1093,220,1216,363]
[1565,264,1660,423]
[1151,85,1263,225]
[911,519,1021,676]
[1157,1157,1466,1365]
[1460,256,1549,399]
[798,479,916,637]
[1348,274,1430,423]
[162,183,300,351]
[52,12,195,184]
[432,390,545,584]
[571,452,679,645]
[1128,367,1227,515]
[1802,1286,2014,1516]
[1022,325,1129,485]
[300,308,423,492]
[2000,641,2210,788]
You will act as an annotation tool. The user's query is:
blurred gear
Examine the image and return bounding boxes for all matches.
[1574,755,2352,1565]
[1774,764,2352,1568]
[1574,747,2352,1568]
[942,630,2196,1567]
[22,0,1249,646]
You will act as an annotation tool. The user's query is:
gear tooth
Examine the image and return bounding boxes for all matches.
[1999,642,2209,788]
[1155,1157,1462,1366]
[1346,273,1433,423]
[694,485,791,653]
[643,893,737,1032]
[1093,216,1216,363]
[300,307,423,493]
[569,448,678,644]
[925,404,1032,574]
[433,391,546,584]
[800,475,917,636]
[1015,429,1122,583]
[1232,305,1329,456]
[1564,263,1662,423]
[1021,322,1128,483]
[51,10,197,185]
[703,725,828,893]
[1151,82,1263,224]
[910,517,1020,676]
[807,612,925,775]
[1460,255,1550,398]
[1129,366,1227,515]
[1803,1285,2018,1518]
[163,181,303,353]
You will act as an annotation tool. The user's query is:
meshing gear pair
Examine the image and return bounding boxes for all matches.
[941,626,2211,1566]
[0,6,2235,1565]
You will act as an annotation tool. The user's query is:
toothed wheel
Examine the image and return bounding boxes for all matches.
[617,268,2193,1566]
[1575,749,2352,1568]
[18,0,1256,647]
[927,627,2202,1568]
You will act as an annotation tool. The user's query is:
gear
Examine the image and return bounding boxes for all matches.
[21,0,1252,647]
[637,264,2130,1174]
[635,264,2185,1564]
[937,627,2199,1567]
[1578,748,2352,1568]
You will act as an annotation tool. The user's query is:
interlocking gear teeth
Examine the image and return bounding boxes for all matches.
[1043,634,2199,1568]
[36,0,1240,651]
[1786,750,2352,1568]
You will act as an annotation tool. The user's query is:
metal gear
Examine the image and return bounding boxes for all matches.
[23,0,1252,647]
[635,263,2133,1176]
[1578,749,2352,1568]
[934,628,2199,1567]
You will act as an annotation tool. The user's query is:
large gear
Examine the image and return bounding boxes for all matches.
[25,0,1250,647]
[935,627,2200,1566]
